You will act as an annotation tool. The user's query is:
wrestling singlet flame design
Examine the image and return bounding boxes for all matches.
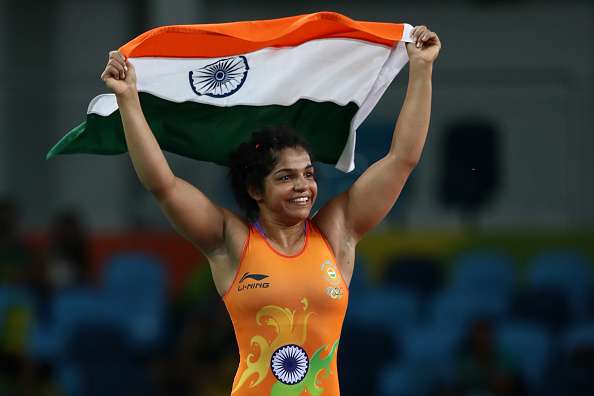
[232,298,315,391]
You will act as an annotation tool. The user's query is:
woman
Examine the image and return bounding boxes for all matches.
[102,25,440,395]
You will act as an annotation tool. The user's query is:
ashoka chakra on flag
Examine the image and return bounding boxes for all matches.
[189,56,249,98]
[47,11,413,172]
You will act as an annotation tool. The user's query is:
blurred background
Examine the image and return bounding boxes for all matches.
[1,0,594,395]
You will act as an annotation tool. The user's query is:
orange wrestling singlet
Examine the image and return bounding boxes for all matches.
[222,219,349,395]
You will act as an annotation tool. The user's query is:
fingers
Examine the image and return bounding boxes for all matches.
[109,51,127,70]
[421,32,438,46]
[106,50,127,79]
[101,64,123,81]
[410,25,425,47]
[410,25,437,49]
[109,50,125,62]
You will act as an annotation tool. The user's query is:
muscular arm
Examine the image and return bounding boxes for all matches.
[316,26,441,243]
[119,92,226,251]
[103,52,229,254]
[346,62,432,238]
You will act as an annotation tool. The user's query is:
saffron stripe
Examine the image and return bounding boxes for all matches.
[120,12,411,58]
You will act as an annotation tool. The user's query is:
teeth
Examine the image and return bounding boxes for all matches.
[291,197,308,203]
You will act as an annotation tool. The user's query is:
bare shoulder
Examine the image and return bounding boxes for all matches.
[312,193,357,285]
[313,192,348,250]
[206,208,250,297]
[220,208,250,261]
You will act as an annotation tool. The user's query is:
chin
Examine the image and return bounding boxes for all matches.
[284,206,312,222]
[294,209,312,220]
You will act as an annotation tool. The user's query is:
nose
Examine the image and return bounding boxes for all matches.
[293,175,308,191]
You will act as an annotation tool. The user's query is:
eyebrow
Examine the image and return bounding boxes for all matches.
[273,164,314,175]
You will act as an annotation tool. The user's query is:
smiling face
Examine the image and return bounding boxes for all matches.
[251,147,317,223]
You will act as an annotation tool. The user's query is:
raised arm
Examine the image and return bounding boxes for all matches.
[316,26,441,242]
[101,51,230,254]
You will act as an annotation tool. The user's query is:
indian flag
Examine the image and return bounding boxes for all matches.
[47,11,413,172]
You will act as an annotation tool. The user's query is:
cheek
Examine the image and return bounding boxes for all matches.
[265,183,290,202]
[310,181,318,197]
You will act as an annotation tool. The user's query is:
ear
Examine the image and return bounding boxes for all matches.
[247,184,263,202]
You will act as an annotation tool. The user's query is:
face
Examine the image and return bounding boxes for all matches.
[252,147,317,223]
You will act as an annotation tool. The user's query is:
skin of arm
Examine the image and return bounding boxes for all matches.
[315,26,441,253]
[345,59,433,239]
[101,53,239,256]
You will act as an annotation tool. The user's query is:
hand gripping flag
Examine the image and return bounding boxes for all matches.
[47,11,413,172]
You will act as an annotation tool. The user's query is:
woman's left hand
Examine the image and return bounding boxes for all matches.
[406,25,441,65]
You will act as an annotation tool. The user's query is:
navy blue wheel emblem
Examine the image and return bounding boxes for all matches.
[189,56,249,98]
[270,344,309,385]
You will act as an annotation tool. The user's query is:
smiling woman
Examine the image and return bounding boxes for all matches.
[228,125,316,223]
[98,15,440,395]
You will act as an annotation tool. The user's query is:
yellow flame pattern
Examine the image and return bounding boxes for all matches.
[232,298,315,393]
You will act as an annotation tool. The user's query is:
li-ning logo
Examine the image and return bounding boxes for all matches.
[238,272,271,292]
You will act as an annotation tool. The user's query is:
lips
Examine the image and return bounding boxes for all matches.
[289,196,310,205]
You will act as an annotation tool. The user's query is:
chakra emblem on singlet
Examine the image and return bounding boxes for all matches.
[270,344,310,385]
[189,56,249,98]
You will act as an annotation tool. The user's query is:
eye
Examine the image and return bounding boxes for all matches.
[278,175,290,182]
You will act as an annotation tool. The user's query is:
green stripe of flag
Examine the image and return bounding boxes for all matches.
[47,93,358,166]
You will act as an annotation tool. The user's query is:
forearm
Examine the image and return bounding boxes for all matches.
[389,61,433,166]
[116,92,176,193]
[338,27,440,240]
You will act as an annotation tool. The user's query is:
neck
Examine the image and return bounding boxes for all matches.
[255,215,307,250]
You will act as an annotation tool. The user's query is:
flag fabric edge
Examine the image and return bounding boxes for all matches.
[120,11,413,58]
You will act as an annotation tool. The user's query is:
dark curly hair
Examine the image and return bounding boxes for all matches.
[228,125,312,221]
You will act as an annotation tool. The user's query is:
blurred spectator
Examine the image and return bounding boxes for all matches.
[0,197,37,394]
[45,209,90,291]
[28,209,90,329]
[0,288,59,395]
[456,319,523,396]
[176,292,236,395]
[0,197,34,285]
[554,345,594,396]
[0,303,32,394]
[152,288,236,396]
[543,346,593,396]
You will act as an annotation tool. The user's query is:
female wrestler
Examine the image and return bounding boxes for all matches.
[101,25,440,395]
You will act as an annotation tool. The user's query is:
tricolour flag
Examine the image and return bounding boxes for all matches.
[47,11,413,172]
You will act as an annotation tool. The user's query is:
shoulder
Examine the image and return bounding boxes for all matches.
[207,208,249,262]
[312,193,357,259]
[206,209,250,297]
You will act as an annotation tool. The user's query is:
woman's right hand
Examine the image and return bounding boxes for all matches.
[100,50,137,96]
